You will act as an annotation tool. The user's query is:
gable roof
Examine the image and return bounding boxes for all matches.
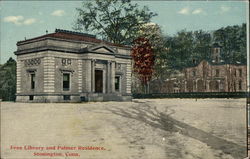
[87,44,116,54]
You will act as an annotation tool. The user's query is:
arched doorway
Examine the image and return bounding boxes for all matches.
[197,79,204,92]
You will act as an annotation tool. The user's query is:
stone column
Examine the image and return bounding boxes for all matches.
[85,60,92,92]
[126,63,132,94]
[111,61,115,92]
[103,69,106,93]
[107,61,110,93]
[78,59,83,93]
[218,80,221,92]
[16,59,21,93]
[91,59,95,93]
[207,80,210,92]
[184,81,187,92]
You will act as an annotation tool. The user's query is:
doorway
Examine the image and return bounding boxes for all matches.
[95,70,103,93]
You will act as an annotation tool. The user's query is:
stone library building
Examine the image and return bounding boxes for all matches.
[15,29,132,102]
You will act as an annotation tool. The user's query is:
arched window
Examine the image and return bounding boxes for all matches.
[234,82,236,91]
[192,70,196,77]
[215,81,219,90]
[215,69,220,77]
[239,80,242,90]
[239,69,242,77]
[215,56,219,62]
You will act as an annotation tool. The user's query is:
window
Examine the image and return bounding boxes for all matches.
[31,74,35,89]
[214,48,220,54]
[29,95,34,100]
[239,69,242,77]
[115,76,120,92]
[192,70,196,77]
[239,80,242,90]
[192,59,196,64]
[63,95,71,100]
[63,74,70,91]
[215,81,219,90]
[215,69,220,77]
[234,69,237,77]
[215,56,219,62]
[214,48,218,53]
[80,96,86,102]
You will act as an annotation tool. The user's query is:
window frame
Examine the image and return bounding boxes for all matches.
[63,73,70,91]
[215,69,220,77]
[31,73,35,90]
[115,76,121,93]
[192,70,196,77]
[239,69,242,77]
[63,95,71,100]
[239,80,242,90]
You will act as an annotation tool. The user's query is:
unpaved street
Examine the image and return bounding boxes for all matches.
[1,99,247,159]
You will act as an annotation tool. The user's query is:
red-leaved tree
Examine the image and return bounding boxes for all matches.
[131,37,155,93]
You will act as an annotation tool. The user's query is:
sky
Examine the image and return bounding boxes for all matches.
[0,1,248,64]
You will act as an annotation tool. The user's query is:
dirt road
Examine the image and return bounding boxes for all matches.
[1,98,247,159]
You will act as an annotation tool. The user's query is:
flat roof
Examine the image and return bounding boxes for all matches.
[17,29,130,49]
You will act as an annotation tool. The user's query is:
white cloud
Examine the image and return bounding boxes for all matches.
[192,8,203,15]
[220,6,231,13]
[178,7,190,15]
[51,10,65,16]
[23,18,36,25]
[3,15,37,26]
[3,16,24,25]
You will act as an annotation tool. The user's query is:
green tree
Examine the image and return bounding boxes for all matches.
[165,30,194,70]
[193,30,212,62]
[0,57,16,101]
[74,0,157,45]
[213,23,246,64]
[164,29,215,70]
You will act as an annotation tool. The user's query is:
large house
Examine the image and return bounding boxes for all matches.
[15,29,132,102]
[183,60,247,92]
[183,43,247,93]
[150,43,247,93]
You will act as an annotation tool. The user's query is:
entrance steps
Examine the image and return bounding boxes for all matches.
[83,93,132,102]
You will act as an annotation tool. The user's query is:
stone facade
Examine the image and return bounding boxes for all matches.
[15,29,132,102]
[150,60,247,93]
[183,43,247,93]
[183,60,247,92]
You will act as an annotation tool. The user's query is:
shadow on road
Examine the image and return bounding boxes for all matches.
[107,101,246,159]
